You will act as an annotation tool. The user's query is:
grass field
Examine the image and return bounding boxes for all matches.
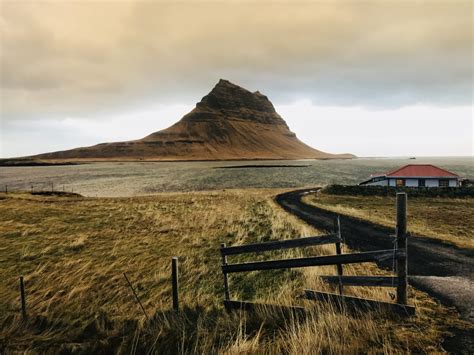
[0,190,467,353]
[302,191,474,249]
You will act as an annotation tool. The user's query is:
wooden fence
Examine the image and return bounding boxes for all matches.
[17,257,181,322]
[220,192,414,316]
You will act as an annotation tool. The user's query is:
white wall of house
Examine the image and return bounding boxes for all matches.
[425,179,439,187]
[405,179,419,187]
[362,177,458,187]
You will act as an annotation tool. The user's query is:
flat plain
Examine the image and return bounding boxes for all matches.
[1,157,472,197]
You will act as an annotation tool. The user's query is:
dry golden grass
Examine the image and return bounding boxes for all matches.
[302,192,474,249]
[0,190,464,353]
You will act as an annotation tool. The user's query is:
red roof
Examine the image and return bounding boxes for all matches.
[385,164,459,178]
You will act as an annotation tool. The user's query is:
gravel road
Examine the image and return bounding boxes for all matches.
[276,188,474,353]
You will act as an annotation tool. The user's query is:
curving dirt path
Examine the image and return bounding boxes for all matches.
[276,188,474,353]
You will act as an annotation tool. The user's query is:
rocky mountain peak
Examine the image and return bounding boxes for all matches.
[22,78,354,161]
[196,79,277,114]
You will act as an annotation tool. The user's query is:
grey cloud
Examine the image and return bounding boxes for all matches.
[0,1,472,122]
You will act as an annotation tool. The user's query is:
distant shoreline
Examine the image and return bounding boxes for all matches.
[1,156,472,167]
[0,160,81,167]
[215,164,310,169]
[0,157,353,167]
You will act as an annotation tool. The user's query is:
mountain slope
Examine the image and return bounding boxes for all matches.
[27,79,355,161]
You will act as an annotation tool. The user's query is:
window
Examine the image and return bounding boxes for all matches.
[396,179,405,187]
[439,179,449,187]
[419,179,425,187]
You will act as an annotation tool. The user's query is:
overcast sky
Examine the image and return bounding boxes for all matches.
[1,0,472,158]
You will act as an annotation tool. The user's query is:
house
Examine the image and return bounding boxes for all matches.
[359,164,460,188]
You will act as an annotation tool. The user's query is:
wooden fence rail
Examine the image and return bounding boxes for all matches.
[222,249,406,274]
[303,289,415,315]
[320,275,398,287]
[220,234,341,256]
[219,192,412,315]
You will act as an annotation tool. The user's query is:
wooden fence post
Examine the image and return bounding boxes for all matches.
[5,185,7,194]
[172,257,179,311]
[221,243,230,300]
[396,193,408,305]
[19,276,27,321]
[334,216,344,295]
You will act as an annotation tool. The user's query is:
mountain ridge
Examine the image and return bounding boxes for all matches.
[10,79,355,162]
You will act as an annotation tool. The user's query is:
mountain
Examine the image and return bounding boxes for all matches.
[22,80,355,162]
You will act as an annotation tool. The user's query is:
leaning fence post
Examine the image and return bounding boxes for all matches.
[221,243,230,300]
[172,257,179,311]
[396,193,408,305]
[334,216,344,295]
[19,276,27,321]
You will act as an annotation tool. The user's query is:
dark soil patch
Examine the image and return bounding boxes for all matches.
[0,159,81,167]
[215,164,310,169]
[31,191,82,197]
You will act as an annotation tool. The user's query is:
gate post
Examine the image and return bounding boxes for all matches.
[396,193,408,305]
[172,257,179,311]
[221,243,230,300]
[334,216,343,295]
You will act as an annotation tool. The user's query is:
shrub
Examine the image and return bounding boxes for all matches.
[323,185,474,198]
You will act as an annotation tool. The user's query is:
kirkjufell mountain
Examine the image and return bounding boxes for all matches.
[22,80,355,162]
